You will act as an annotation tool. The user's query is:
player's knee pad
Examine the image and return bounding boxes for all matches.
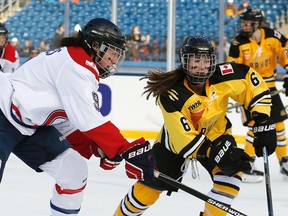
[41,149,88,215]
[40,148,88,190]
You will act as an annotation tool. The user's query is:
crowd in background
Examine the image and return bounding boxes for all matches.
[3,0,288,62]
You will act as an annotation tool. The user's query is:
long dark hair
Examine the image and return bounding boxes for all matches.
[59,32,83,48]
[141,66,185,101]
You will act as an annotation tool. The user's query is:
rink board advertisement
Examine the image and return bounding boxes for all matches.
[98,74,288,143]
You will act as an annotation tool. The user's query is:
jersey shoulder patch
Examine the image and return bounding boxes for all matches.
[210,62,250,85]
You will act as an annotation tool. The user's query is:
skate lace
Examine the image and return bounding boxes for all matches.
[191,158,200,179]
[176,158,200,181]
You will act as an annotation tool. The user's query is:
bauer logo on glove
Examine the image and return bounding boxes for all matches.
[252,124,275,133]
[214,140,232,164]
[127,144,152,159]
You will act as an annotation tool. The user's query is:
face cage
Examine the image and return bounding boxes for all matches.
[237,19,259,38]
[95,42,125,79]
[181,53,216,84]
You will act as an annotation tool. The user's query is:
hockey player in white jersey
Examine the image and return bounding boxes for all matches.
[0,18,155,215]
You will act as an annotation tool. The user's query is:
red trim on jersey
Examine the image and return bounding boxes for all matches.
[55,184,86,195]
[66,46,99,81]
[83,121,129,158]
[42,109,68,125]
[2,43,18,63]
[66,129,95,159]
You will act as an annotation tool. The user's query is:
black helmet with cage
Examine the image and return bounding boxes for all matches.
[81,18,126,79]
[180,35,216,84]
[238,7,264,38]
[0,23,8,49]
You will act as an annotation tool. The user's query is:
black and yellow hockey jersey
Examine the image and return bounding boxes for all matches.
[227,27,288,88]
[156,62,271,159]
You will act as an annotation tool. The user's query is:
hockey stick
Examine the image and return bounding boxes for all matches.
[154,170,248,216]
[263,147,274,216]
[228,88,286,110]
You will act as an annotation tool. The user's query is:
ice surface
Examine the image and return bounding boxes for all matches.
[1,150,287,216]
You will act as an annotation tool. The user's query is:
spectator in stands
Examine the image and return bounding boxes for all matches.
[39,40,48,52]
[139,40,150,61]
[19,38,33,57]
[28,46,40,60]
[224,0,238,19]
[149,39,161,61]
[126,25,150,62]
[50,23,65,49]
[0,23,19,73]
[237,0,250,15]
[10,37,21,53]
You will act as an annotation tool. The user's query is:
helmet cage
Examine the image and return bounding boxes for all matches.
[181,53,216,84]
[94,42,125,79]
[238,8,263,37]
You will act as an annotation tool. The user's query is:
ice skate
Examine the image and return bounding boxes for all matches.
[242,156,264,183]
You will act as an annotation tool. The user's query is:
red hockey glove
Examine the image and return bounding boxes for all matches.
[252,114,276,157]
[100,155,123,170]
[92,146,123,170]
[209,135,251,176]
[119,138,156,182]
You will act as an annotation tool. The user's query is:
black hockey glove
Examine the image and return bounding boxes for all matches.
[209,135,251,176]
[252,114,276,157]
[283,65,288,96]
[119,138,156,182]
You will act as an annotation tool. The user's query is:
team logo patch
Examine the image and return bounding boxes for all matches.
[92,91,100,111]
[274,30,281,39]
[219,64,234,75]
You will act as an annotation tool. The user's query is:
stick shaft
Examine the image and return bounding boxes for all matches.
[154,170,248,216]
[263,147,274,216]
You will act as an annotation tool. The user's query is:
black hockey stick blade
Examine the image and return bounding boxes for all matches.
[154,170,248,216]
[228,88,286,110]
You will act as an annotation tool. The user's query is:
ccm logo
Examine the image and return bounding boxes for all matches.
[253,124,275,133]
[214,140,231,163]
[128,145,151,159]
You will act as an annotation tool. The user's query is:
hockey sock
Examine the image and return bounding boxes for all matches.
[113,181,161,216]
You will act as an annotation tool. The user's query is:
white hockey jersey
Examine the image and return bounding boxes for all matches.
[0,46,128,158]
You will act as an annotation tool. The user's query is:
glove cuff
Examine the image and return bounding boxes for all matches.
[252,111,269,123]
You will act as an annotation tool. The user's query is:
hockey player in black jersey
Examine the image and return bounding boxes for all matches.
[113,35,277,216]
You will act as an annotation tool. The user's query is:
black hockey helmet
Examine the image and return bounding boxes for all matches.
[81,18,126,79]
[238,7,263,37]
[180,35,216,84]
[0,23,8,49]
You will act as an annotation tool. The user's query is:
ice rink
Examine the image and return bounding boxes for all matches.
[1,150,287,216]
